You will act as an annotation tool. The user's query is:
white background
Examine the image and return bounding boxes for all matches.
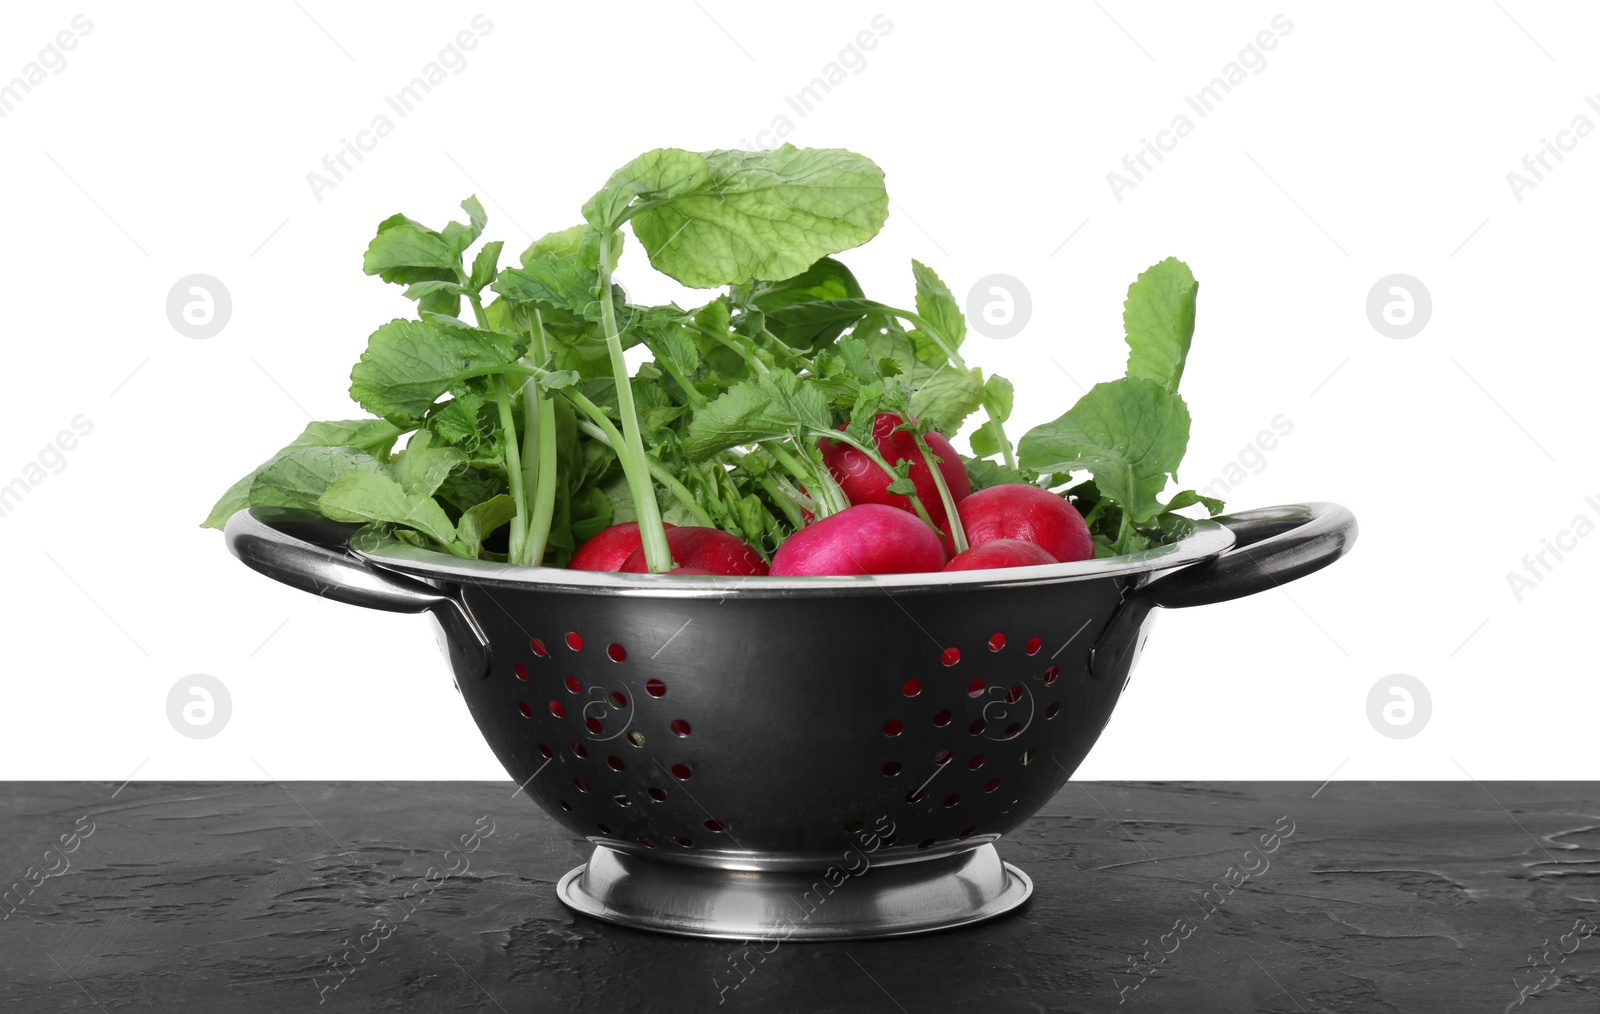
[1,2,1592,783]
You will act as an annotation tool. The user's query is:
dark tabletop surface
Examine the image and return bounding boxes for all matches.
[1,781,1596,1012]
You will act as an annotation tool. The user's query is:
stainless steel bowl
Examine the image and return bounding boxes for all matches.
[226,501,1356,940]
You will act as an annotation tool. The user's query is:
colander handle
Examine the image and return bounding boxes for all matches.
[1132,501,1358,609]
[224,507,490,680]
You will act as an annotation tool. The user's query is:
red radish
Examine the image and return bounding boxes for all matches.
[944,539,1059,572]
[957,484,1094,563]
[570,522,677,571]
[619,527,769,576]
[769,504,947,576]
[819,413,970,533]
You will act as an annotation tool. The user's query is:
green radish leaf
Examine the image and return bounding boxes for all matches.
[468,240,504,292]
[983,374,1014,423]
[909,365,984,433]
[684,368,833,459]
[587,145,889,289]
[750,257,870,350]
[961,454,1030,492]
[969,422,1002,459]
[456,493,518,558]
[440,196,487,257]
[1017,377,1190,524]
[393,432,468,498]
[402,279,465,301]
[911,260,966,353]
[1123,257,1198,394]
[245,446,392,514]
[350,318,524,425]
[492,255,607,327]
[1163,489,1225,516]
[317,472,463,554]
[201,419,405,529]
[518,224,624,272]
[363,216,456,275]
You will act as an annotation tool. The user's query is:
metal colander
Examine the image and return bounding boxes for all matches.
[226,501,1355,939]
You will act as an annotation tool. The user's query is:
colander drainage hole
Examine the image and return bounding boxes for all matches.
[671,719,691,737]
[933,749,952,766]
[1025,636,1042,655]
[1046,702,1061,720]
[646,679,667,697]
[547,701,563,718]
[1006,685,1024,704]
[537,743,553,759]
[607,756,625,771]
[1002,799,1018,812]
[608,643,627,662]
[933,710,952,727]
[843,819,864,833]
[968,754,984,770]
[942,647,961,667]
[985,778,1001,793]
[959,825,977,838]
[514,663,529,681]
[1043,665,1060,684]
[608,691,627,709]
[672,835,693,848]
[917,838,935,850]
[575,779,590,793]
[1020,749,1037,766]
[883,720,904,737]
[558,800,572,812]
[966,679,985,698]
[671,763,693,780]
[901,678,922,697]
[585,717,603,735]
[518,702,534,719]
[566,632,584,651]
[906,789,924,803]
[637,837,656,848]
[628,730,647,748]
[1002,722,1022,739]
[613,793,630,807]
[531,637,549,657]
[989,632,1006,652]
[943,793,960,808]
[565,676,582,694]
[595,822,611,835]
[648,786,668,802]
[968,719,986,736]
[704,819,725,832]
[571,742,588,758]
[882,761,902,777]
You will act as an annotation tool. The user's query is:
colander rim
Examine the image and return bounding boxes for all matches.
[347,518,1236,597]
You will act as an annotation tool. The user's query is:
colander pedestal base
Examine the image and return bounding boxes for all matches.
[556,843,1033,941]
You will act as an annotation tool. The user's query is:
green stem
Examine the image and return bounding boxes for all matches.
[756,473,807,529]
[767,440,846,516]
[656,357,707,409]
[523,309,559,566]
[596,231,672,572]
[985,417,1017,471]
[912,431,968,553]
[1081,496,1108,529]
[490,374,528,565]
[573,418,714,529]
[754,327,814,372]
[699,322,769,375]
[818,429,940,535]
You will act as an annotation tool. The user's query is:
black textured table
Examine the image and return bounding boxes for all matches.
[2,782,1596,1012]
